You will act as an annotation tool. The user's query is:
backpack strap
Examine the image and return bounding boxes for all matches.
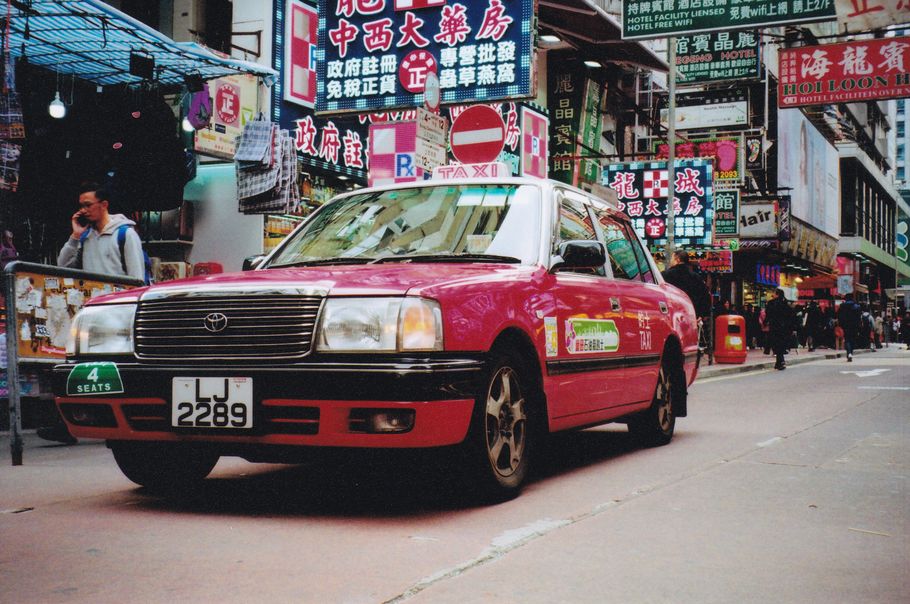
[116,224,130,276]
[75,228,91,268]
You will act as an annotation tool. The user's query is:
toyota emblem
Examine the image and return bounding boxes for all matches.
[203,312,228,333]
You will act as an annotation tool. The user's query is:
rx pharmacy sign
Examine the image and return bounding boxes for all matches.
[317,0,536,114]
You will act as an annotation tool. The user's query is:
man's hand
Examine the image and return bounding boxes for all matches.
[70,211,88,240]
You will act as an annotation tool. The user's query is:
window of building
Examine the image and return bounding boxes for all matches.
[899,122,905,137]
[898,166,905,180]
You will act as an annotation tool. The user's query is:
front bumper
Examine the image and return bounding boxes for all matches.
[52,356,484,449]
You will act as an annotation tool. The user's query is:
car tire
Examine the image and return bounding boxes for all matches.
[110,441,219,493]
[463,350,537,501]
[628,355,677,447]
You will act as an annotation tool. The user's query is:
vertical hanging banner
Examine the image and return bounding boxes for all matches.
[603,159,715,247]
[520,106,548,179]
[779,37,910,107]
[547,60,602,187]
[316,0,536,114]
[368,120,423,186]
[284,0,319,108]
[713,190,740,238]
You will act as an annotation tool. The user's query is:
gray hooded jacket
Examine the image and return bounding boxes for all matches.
[58,213,145,281]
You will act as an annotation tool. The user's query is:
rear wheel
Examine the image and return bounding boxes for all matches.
[110,441,219,493]
[628,357,676,447]
[464,351,538,500]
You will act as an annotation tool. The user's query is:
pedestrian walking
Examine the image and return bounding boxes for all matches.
[804,301,823,351]
[759,306,771,354]
[765,289,794,370]
[873,312,884,349]
[836,294,862,362]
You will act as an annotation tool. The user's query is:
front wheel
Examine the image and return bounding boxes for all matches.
[628,358,676,447]
[110,441,219,494]
[463,352,538,501]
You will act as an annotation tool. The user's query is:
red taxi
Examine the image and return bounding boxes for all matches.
[53,177,699,500]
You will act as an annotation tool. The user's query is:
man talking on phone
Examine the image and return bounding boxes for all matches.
[57,181,145,281]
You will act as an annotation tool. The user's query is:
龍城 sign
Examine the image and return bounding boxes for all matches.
[603,159,715,247]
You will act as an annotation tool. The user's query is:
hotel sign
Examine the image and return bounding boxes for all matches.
[779,37,910,107]
[676,32,760,84]
[622,0,835,41]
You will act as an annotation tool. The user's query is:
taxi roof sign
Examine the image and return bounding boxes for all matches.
[432,162,512,180]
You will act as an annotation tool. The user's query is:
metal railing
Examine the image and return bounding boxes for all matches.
[4,262,143,465]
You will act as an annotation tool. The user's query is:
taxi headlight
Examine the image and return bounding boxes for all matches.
[66,304,136,356]
[317,297,443,352]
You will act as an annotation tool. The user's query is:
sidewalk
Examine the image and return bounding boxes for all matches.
[696,345,886,379]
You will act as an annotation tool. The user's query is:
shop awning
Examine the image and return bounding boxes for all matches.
[5,0,276,87]
[538,0,668,72]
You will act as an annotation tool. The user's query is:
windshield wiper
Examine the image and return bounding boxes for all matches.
[371,253,521,264]
[268,257,376,268]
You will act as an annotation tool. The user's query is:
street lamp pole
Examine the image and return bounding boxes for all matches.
[665,36,677,262]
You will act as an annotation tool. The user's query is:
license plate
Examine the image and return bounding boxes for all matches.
[172,377,253,429]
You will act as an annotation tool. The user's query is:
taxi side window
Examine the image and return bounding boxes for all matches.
[624,223,656,283]
[558,196,605,276]
[595,211,642,281]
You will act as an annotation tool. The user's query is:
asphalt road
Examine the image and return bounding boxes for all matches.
[2,349,908,603]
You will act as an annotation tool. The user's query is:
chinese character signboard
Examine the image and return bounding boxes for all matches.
[779,37,910,107]
[654,136,743,182]
[548,62,602,186]
[696,251,733,273]
[756,263,781,287]
[603,159,715,247]
[316,0,536,114]
[195,74,260,159]
[676,32,760,84]
[622,0,836,40]
[713,190,740,237]
[835,0,910,34]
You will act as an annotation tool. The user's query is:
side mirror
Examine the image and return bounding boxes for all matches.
[552,240,606,272]
[242,255,266,271]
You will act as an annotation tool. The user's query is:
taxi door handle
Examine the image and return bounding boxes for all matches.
[610,298,621,312]
[659,301,669,314]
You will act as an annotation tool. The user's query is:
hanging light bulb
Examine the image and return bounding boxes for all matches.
[48,91,66,119]
[182,117,194,132]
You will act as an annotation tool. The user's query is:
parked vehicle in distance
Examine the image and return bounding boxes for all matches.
[53,177,699,501]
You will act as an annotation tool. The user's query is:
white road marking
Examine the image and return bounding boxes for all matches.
[858,386,910,390]
[839,369,891,377]
[757,437,782,448]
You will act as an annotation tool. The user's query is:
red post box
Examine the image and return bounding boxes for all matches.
[714,314,747,364]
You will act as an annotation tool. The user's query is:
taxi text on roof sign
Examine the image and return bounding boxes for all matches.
[316,0,536,114]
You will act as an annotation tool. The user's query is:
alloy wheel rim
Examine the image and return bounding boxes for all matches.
[484,366,527,478]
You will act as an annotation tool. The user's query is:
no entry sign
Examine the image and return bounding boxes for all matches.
[450,105,506,165]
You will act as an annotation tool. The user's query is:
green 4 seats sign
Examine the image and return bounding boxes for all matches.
[66,362,124,396]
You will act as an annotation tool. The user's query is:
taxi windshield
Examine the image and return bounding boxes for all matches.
[267,184,541,267]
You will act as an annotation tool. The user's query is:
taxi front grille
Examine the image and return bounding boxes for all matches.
[134,294,323,361]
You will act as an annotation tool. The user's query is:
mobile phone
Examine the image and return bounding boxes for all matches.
[76,214,90,227]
